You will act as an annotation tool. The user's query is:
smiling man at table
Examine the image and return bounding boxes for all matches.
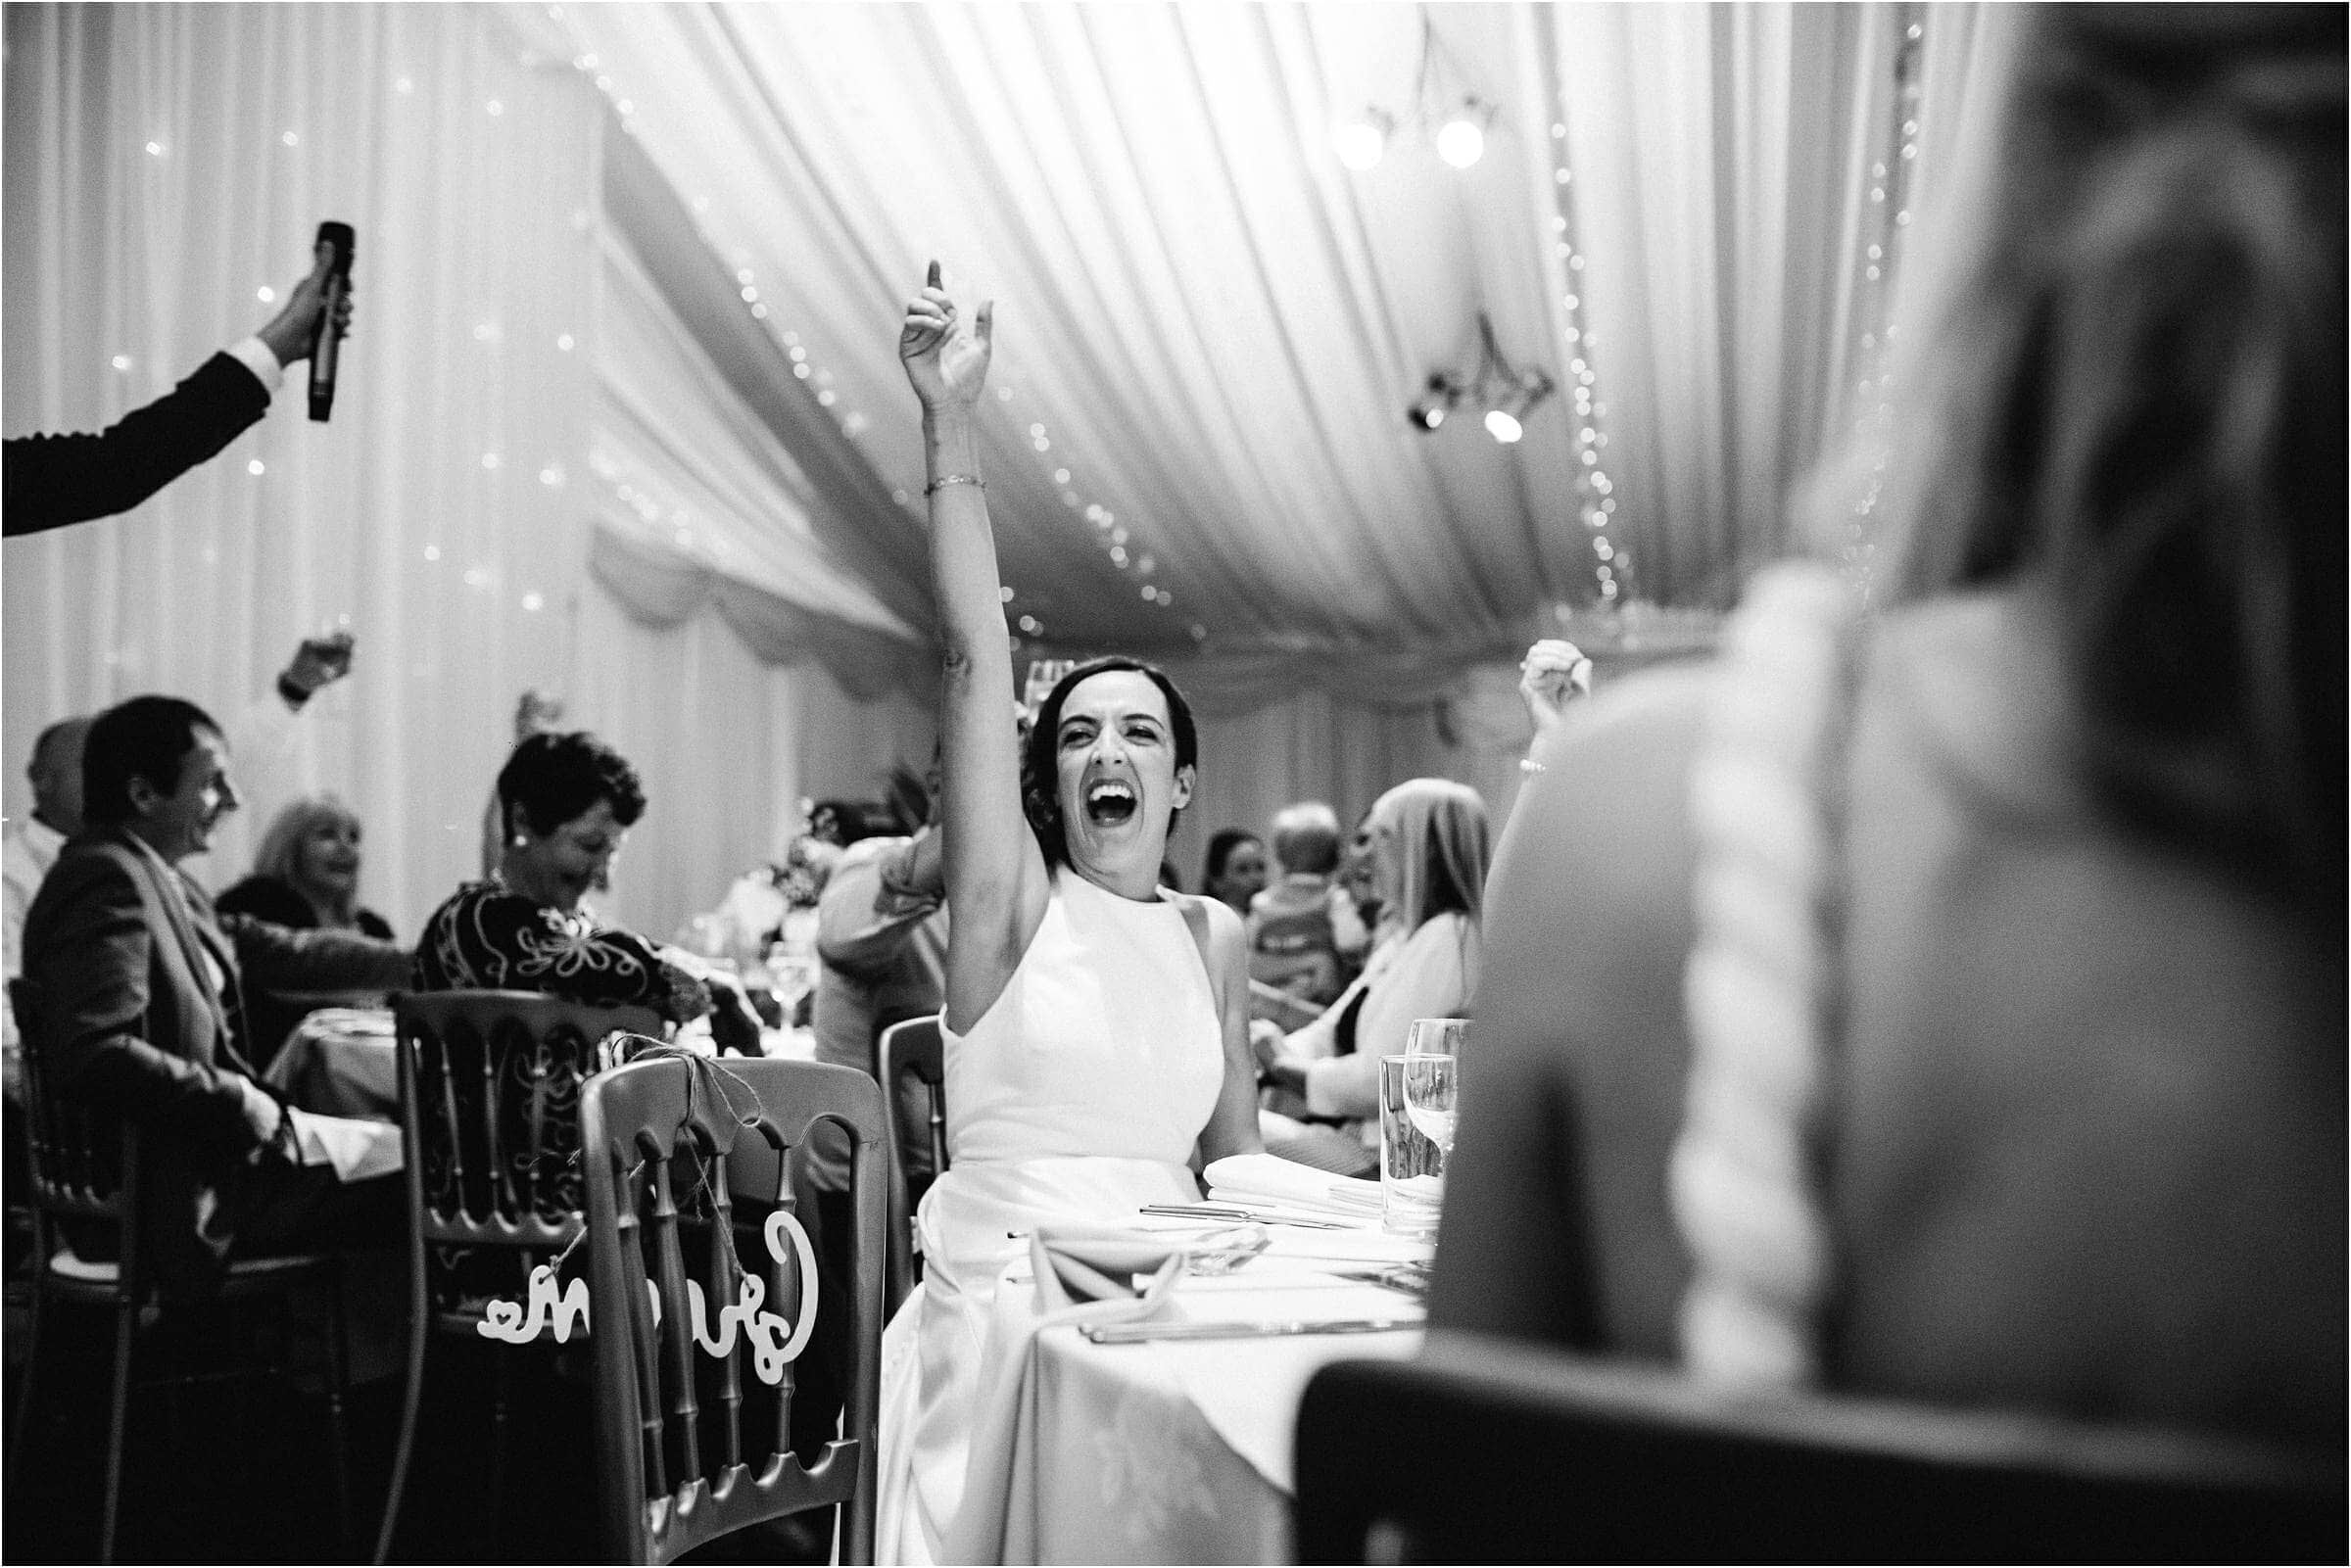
[19,694,413,1286]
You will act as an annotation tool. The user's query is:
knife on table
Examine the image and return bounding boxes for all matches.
[1137,1203,1358,1231]
[1081,1316,1419,1344]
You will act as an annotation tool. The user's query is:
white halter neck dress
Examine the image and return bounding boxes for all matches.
[876,865,1225,1563]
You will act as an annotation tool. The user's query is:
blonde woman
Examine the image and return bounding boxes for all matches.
[1257,779,1491,1169]
[218,793,394,939]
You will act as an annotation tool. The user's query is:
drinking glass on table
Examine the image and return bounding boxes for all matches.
[1402,1017,1464,1155]
[766,940,818,1021]
[1378,1057,1443,1238]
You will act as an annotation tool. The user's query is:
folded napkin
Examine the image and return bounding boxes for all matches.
[287,1107,405,1183]
[1204,1153,1384,1220]
[302,1007,396,1038]
[1029,1223,1188,1309]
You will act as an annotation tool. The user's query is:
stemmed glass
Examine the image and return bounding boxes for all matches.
[1401,1018,1464,1159]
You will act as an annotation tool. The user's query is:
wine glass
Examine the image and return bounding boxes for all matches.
[1403,1017,1466,1062]
[1401,1017,1465,1158]
[766,942,818,1022]
[1402,1054,1458,1158]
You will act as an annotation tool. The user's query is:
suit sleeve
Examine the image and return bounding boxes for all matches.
[3,352,270,536]
[219,913,413,993]
[28,855,260,1158]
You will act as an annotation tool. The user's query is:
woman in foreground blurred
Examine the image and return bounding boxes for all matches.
[1430,4,2344,1448]
[879,263,1260,1562]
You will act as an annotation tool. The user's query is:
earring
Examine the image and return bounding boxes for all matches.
[510,834,528,848]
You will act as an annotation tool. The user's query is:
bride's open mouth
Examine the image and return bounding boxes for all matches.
[1083,779,1137,827]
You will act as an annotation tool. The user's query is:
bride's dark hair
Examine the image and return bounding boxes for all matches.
[1021,656,1199,869]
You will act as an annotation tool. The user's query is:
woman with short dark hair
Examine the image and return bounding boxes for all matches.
[1201,828,1269,917]
[878,265,1260,1561]
[415,732,757,1050]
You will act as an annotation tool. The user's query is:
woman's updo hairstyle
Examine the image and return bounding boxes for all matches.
[1868,4,2343,911]
[1021,656,1199,869]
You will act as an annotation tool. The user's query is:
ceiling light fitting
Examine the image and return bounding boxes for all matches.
[1334,14,1500,173]
[1408,312,1555,444]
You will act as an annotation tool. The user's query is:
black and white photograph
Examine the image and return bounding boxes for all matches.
[3,3,2341,1562]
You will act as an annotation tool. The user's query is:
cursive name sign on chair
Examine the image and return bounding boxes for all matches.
[474,1208,820,1386]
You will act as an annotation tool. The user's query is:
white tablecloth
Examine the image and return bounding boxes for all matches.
[950,1229,1427,1563]
[262,1008,814,1122]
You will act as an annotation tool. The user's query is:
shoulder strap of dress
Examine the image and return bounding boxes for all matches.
[1668,559,1862,1389]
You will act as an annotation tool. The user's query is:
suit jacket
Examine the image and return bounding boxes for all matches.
[3,352,269,537]
[19,826,411,1284]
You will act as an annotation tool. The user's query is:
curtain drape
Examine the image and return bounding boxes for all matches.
[2,3,929,941]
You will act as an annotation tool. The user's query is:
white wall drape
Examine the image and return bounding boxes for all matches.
[2,4,928,942]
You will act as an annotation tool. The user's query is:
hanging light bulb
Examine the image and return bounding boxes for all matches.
[1333,110,1390,172]
[1435,109,1485,169]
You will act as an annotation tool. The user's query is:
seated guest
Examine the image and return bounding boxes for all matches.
[4,631,357,1085]
[880,263,1261,1561]
[217,794,395,1069]
[218,794,393,938]
[1257,780,1490,1172]
[1201,827,1269,917]
[1248,800,1369,1009]
[19,696,412,1285]
[1428,4,2344,1449]
[417,731,761,1053]
[477,688,566,879]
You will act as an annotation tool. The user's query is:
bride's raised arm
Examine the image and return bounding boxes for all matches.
[899,262,1049,1031]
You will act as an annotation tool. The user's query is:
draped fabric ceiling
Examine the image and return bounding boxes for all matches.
[2,3,2017,936]
[552,1,2010,707]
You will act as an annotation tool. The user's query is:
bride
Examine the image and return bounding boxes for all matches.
[876,263,1263,1563]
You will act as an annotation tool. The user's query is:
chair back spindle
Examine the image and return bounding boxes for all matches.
[876,1015,946,1308]
[582,1055,888,1564]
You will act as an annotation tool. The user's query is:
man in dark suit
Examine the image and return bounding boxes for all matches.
[2,247,352,537]
[19,694,410,1286]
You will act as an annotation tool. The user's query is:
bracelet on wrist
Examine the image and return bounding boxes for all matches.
[924,473,984,497]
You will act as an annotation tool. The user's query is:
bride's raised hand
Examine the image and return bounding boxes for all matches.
[899,260,993,412]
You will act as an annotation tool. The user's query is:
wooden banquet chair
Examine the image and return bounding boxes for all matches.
[1293,1331,2347,1563]
[876,1013,947,1310]
[373,989,662,1563]
[6,977,355,1564]
[580,1054,888,1564]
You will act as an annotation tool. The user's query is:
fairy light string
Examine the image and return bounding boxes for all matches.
[1542,96,1624,610]
[556,16,1191,655]
[1840,13,1926,608]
